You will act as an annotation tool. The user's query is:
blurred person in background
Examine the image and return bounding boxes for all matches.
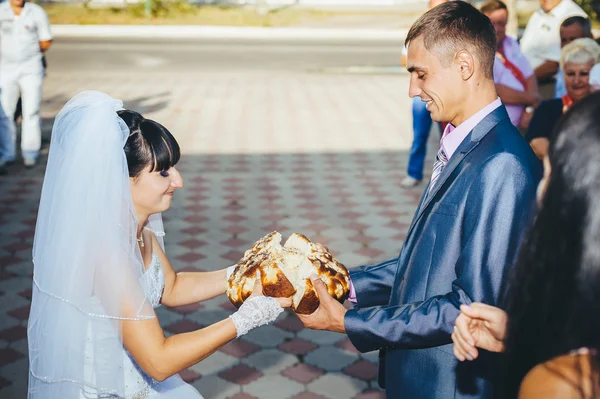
[452,92,600,398]
[481,0,540,130]
[0,94,9,175]
[519,0,587,98]
[555,16,593,98]
[590,63,600,91]
[526,38,600,159]
[401,0,449,188]
[0,0,52,169]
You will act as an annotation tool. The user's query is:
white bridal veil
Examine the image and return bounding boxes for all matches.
[28,91,159,398]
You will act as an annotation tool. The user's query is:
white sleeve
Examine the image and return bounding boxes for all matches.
[590,63,600,87]
[546,42,562,63]
[36,8,53,41]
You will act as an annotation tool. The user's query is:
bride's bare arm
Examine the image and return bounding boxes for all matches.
[150,234,229,307]
[122,278,290,382]
[122,311,237,382]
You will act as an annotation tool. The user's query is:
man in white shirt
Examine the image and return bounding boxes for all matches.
[0,0,52,168]
[520,0,587,86]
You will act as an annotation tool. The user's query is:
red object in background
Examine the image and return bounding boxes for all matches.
[440,122,449,134]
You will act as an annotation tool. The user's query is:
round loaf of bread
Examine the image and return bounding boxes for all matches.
[227,232,350,314]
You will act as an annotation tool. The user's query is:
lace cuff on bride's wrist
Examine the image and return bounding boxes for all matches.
[229,296,283,337]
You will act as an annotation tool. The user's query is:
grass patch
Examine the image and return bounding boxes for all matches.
[42,2,387,27]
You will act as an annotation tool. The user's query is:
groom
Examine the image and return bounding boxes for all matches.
[298,2,541,398]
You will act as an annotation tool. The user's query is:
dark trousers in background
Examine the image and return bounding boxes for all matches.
[407,97,444,181]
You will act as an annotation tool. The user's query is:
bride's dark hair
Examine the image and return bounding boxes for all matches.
[118,110,181,178]
[502,92,600,397]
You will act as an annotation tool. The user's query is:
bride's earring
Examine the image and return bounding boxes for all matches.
[137,235,144,248]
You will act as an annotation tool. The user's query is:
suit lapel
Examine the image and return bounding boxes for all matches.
[403,105,511,241]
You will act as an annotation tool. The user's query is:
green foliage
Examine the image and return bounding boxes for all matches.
[574,0,600,21]
[127,0,197,18]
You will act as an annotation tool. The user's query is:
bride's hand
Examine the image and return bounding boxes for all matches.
[230,275,290,337]
[248,275,292,308]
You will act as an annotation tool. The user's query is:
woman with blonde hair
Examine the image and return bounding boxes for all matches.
[526,37,600,159]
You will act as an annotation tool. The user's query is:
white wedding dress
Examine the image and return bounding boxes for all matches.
[81,254,204,399]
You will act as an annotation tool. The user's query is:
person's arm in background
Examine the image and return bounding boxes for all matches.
[533,39,561,82]
[40,40,52,52]
[452,303,507,361]
[534,61,559,81]
[37,7,53,52]
[520,53,540,129]
[530,138,550,160]
[496,83,539,106]
[525,100,553,159]
[494,41,540,107]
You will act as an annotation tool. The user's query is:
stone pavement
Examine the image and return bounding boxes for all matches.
[0,68,438,398]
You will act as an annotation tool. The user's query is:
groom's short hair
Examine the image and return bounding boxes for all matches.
[405,1,497,78]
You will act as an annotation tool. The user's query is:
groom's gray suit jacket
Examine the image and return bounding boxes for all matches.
[345,105,541,398]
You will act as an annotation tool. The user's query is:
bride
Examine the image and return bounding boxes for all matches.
[27,91,290,398]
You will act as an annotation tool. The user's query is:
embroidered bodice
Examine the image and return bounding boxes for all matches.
[140,254,165,308]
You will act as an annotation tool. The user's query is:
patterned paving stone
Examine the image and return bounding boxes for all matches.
[0,326,27,342]
[193,375,241,399]
[219,364,263,385]
[292,393,328,399]
[10,338,29,357]
[164,318,203,334]
[244,325,294,348]
[0,348,24,367]
[304,346,358,372]
[297,329,346,346]
[189,351,239,376]
[275,313,305,333]
[229,393,258,399]
[354,389,386,399]
[308,373,369,399]
[244,375,304,399]
[179,368,202,384]
[0,314,20,332]
[0,293,29,313]
[343,360,378,382]
[0,376,11,390]
[170,302,205,315]
[362,351,380,364]
[335,338,361,355]
[0,357,28,398]
[187,309,232,326]
[278,338,318,356]
[281,363,325,384]
[243,349,298,374]
[219,339,261,359]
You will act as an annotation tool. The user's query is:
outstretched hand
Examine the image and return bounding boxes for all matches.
[452,303,507,361]
[248,274,292,308]
[297,274,347,333]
